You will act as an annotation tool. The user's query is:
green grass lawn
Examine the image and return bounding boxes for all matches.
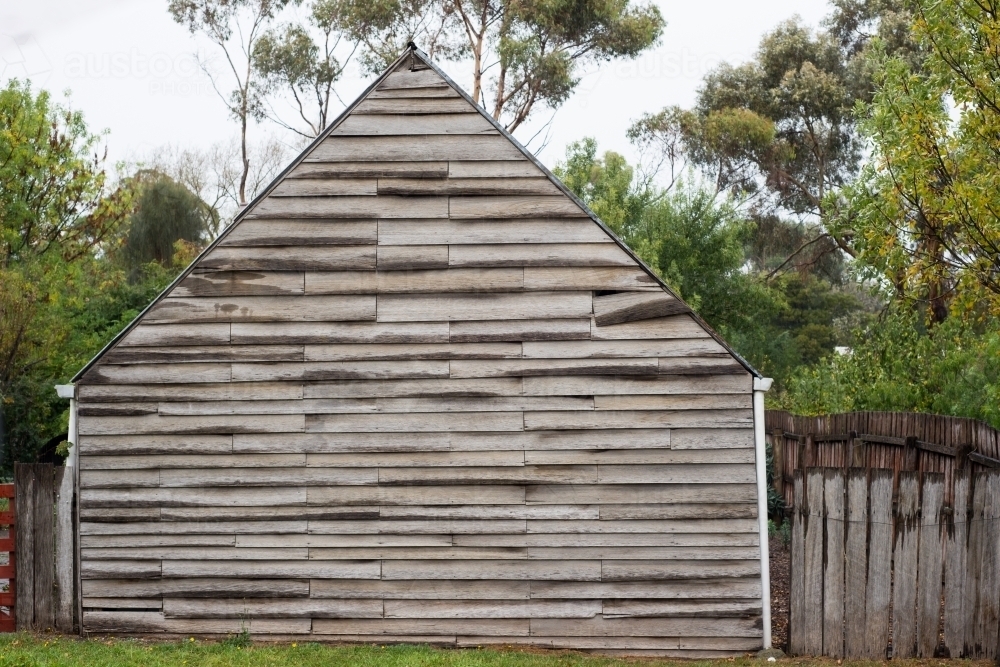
[0,635,993,667]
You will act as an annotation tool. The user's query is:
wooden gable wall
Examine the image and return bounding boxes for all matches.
[73,51,763,655]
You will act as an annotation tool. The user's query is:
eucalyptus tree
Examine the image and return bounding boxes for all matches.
[328,0,665,133]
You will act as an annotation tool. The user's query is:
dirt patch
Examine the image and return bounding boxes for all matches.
[770,535,791,650]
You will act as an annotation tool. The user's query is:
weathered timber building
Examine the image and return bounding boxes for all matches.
[66,46,774,655]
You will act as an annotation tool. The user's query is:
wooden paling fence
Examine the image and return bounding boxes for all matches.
[12,463,76,633]
[0,483,14,632]
[766,411,1000,512]
[789,467,1000,659]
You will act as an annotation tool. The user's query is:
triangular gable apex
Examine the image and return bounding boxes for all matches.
[73,45,758,382]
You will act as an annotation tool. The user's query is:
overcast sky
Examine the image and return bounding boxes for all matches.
[1,0,830,172]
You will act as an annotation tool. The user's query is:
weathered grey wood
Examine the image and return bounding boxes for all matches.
[304,342,521,361]
[381,559,600,581]
[528,616,761,637]
[306,268,523,294]
[231,321,449,345]
[668,428,754,450]
[174,272,304,298]
[230,360,450,382]
[289,161,451,179]
[590,315,712,340]
[600,559,760,581]
[200,245,376,271]
[524,374,750,396]
[160,560,381,579]
[449,196,584,219]
[659,357,748,375]
[147,295,375,323]
[14,464,36,630]
[789,471,806,656]
[450,319,592,342]
[596,395,749,411]
[593,291,690,326]
[916,472,944,657]
[332,113,496,135]
[523,409,752,430]
[524,338,727,359]
[376,244,449,270]
[523,483,756,505]
[377,291,592,322]
[78,434,233,456]
[892,471,919,658]
[79,414,305,436]
[384,599,599,619]
[354,96,475,113]
[55,466,76,632]
[28,465,54,631]
[81,363,232,385]
[249,194,449,219]
[528,579,761,599]
[308,485,525,506]
[312,617,526,636]
[81,560,162,579]
[82,577,310,598]
[844,468,868,658]
[600,599,761,618]
[802,469,824,656]
[376,68,451,90]
[448,242,633,267]
[862,470,892,658]
[596,463,754,484]
[942,470,968,657]
[823,469,845,658]
[379,219,605,245]
[83,611,310,634]
[449,161,542,178]
[523,266,658,291]
[545,448,750,467]
[81,487,306,508]
[119,323,232,347]
[162,597,384,619]
[964,471,986,657]
[308,135,525,162]
[307,410,523,433]
[378,177,561,196]
[304,377,520,399]
[976,471,1000,659]
[219,220,377,244]
[103,345,303,364]
[79,382,302,403]
[267,179,377,197]
[450,358,656,378]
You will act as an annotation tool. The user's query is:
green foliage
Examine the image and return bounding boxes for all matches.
[778,307,1000,428]
[554,138,866,384]
[329,0,664,132]
[122,175,211,278]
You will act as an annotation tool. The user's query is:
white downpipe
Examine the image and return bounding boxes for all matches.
[753,376,774,649]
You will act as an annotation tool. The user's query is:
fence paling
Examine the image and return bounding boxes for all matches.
[789,467,1000,659]
[766,411,1000,513]
[0,482,14,633]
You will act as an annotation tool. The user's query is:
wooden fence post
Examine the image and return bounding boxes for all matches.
[844,468,868,657]
[892,471,919,658]
[803,468,825,655]
[771,429,785,503]
[13,463,56,633]
[978,472,1000,660]
[916,473,944,657]
[54,466,75,633]
[865,469,893,659]
[943,470,969,657]
[823,469,845,658]
[14,464,34,631]
[789,471,805,655]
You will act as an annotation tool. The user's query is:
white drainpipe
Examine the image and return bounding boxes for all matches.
[753,376,774,649]
[55,385,77,466]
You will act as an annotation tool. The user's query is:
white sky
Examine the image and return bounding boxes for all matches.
[1,0,830,173]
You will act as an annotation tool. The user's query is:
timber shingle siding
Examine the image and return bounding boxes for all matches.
[72,47,764,655]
